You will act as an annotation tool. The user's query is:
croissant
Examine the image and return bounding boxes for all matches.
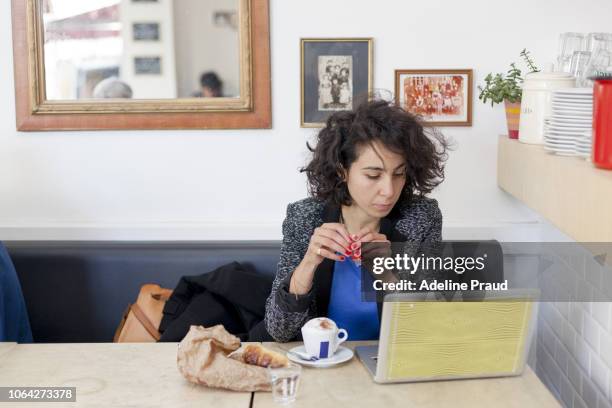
[241,344,289,368]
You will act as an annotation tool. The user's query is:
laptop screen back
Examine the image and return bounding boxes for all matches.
[378,296,536,382]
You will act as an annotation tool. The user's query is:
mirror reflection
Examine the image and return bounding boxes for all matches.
[42,0,240,100]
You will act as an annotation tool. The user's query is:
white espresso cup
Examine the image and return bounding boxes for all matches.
[301,317,348,359]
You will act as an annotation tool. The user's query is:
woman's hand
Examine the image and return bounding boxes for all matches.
[304,223,352,265]
[353,228,396,285]
[290,223,351,295]
[353,228,391,259]
[356,230,388,243]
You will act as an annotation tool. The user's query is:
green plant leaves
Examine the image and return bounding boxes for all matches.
[478,49,539,106]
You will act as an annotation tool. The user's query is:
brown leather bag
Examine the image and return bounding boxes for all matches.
[113,284,173,343]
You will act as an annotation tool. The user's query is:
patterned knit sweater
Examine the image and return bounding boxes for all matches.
[264,196,442,342]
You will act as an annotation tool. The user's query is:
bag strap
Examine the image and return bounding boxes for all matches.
[131,303,161,341]
[113,304,132,342]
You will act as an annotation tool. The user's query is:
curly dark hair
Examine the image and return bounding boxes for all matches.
[301,99,448,207]
[199,71,223,96]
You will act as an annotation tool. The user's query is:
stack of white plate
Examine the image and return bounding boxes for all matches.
[544,88,593,157]
[575,130,593,158]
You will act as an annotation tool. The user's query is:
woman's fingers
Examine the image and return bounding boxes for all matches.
[317,225,351,251]
[309,240,345,262]
[320,223,351,247]
[305,223,352,265]
[359,231,388,243]
[308,223,392,264]
[316,246,345,262]
[312,234,349,257]
[353,226,372,242]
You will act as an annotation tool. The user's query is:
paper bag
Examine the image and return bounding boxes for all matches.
[177,325,271,392]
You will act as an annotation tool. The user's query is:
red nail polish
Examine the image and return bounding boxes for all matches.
[344,250,352,256]
[350,242,360,250]
[339,256,346,261]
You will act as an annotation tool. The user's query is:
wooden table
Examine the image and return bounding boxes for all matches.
[0,341,560,408]
[0,342,251,408]
[255,341,561,408]
[0,342,16,361]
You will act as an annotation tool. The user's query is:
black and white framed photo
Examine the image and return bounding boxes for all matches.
[133,23,160,41]
[301,38,373,127]
[134,57,161,75]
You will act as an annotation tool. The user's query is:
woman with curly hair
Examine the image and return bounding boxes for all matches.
[264,99,448,342]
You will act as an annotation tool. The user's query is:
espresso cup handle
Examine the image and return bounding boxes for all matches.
[336,329,348,347]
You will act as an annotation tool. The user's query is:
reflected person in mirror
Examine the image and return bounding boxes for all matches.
[92,77,133,99]
[192,71,223,97]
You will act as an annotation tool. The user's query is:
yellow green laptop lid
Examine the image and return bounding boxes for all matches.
[375,290,538,383]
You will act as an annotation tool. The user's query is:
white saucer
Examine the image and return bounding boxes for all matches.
[286,345,354,368]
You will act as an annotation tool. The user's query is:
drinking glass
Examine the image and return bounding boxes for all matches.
[557,32,585,72]
[268,363,301,405]
[570,51,592,86]
[586,33,612,54]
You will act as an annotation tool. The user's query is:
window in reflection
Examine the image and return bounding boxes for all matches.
[42,0,240,100]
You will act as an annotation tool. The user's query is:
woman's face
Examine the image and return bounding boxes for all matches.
[344,141,407,218]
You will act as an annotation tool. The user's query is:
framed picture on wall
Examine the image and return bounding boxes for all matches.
[133,23,160,41]
[395,69,473,126]
[301,38,373,128]
[134,57,162,75]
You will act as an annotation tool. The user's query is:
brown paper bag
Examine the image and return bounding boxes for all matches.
[177,325,271,392]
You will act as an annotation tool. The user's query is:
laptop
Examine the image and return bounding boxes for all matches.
[356,289,539,383]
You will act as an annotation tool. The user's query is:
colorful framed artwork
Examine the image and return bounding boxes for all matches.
[395,69,473,126]
[301,38,373,128]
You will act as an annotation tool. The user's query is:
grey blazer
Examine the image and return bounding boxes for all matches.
[264,196,442,342]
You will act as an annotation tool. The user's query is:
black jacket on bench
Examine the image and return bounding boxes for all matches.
[158,261,274,342]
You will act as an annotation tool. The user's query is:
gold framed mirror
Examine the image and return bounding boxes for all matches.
[11,0,271,130]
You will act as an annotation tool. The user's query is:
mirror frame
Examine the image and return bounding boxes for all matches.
[11,0,271,131]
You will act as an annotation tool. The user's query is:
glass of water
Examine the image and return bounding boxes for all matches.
[267,362,301,405]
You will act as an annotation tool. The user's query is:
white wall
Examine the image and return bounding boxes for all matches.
[1,0,611,241]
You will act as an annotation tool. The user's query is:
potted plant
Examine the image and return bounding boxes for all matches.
[478,49,539,139]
